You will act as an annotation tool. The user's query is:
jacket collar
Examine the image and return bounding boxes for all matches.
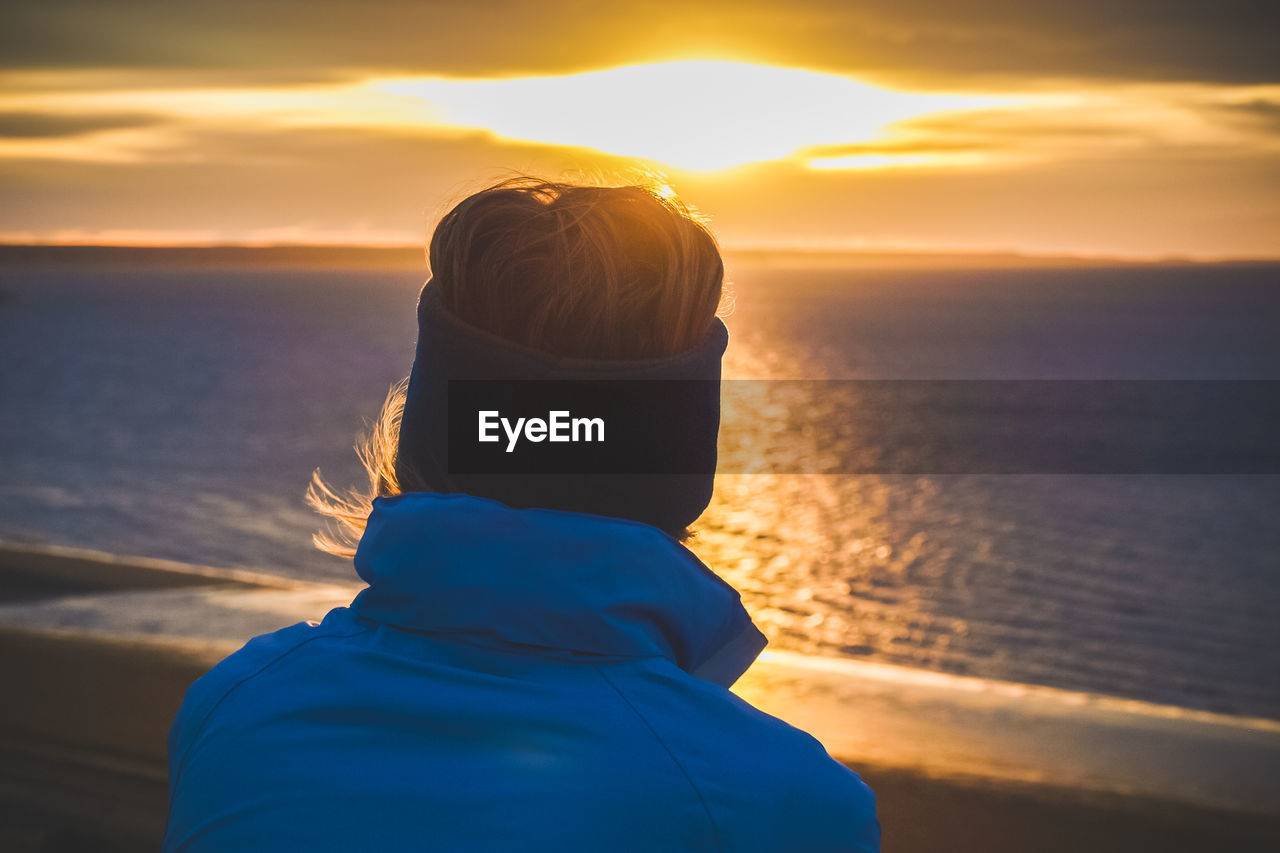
[350,492,766,688]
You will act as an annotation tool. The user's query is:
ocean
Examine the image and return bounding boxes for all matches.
[1,256,1277,720]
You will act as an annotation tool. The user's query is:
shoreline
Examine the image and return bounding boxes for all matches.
[764,646,1280,734]
[2,542,1278,850]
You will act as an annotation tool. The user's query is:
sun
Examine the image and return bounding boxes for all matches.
[375,61,1001,173]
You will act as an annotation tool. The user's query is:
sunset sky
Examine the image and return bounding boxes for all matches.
[3,0,1278,257]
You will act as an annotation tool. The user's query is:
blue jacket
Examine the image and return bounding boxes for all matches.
[163,493,880,852]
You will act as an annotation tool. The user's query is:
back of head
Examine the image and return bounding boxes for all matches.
[306,176,728,554]
[428,177,725,360]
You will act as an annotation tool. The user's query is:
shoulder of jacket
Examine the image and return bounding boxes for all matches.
[719,702,881,852]
[602,660,880,851]
[166,608,368,784]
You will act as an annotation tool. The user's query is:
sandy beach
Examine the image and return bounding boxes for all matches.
[2,543,1277,852]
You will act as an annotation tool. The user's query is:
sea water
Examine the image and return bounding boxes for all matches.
[1,259,1277,719]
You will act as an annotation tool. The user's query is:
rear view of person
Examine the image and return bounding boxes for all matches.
[163,177,880,851]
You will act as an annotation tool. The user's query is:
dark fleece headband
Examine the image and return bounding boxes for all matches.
[395,281,729,534]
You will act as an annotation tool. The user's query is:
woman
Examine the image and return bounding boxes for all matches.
[163,177,880,852]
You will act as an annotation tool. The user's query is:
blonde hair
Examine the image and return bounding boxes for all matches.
[307,175,727,557]
[306,379,418,558]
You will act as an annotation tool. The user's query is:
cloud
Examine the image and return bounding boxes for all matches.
[3,0,1277,87]
[851,86,1280,166]
[0,124,643,240]
[1,118,1276,257]
[1213,98,1280,130]
[0,110,163,139]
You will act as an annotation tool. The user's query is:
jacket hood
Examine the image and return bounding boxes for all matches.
[350,492,767,688]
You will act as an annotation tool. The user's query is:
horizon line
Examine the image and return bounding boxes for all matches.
[2,241,1278,267]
